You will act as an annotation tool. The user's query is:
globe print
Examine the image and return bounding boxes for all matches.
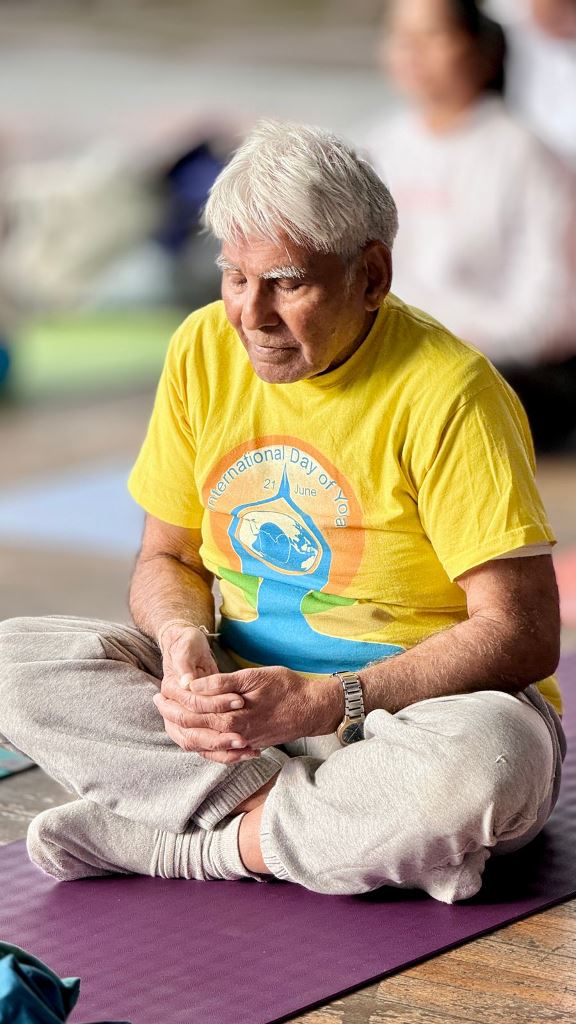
[222,461,404,672]
[236,509,320,574]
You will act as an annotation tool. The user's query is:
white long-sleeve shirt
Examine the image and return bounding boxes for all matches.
[364,97,576,365]
[487,0,576,167]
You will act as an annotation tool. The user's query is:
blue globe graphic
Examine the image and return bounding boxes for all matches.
[252,519,318,572]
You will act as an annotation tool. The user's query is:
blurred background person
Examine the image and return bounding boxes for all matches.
[364,0,576,451]
[488,0,576,167]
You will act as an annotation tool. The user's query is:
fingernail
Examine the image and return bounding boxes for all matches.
[229,699,243,709]
[230,740,247,748]
[239,753,256,761]
[179,674,192,689]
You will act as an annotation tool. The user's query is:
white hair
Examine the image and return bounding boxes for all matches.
[202,120,398,261]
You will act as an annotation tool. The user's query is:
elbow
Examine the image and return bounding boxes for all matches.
[533,631,561,682]
[508,626,561,690]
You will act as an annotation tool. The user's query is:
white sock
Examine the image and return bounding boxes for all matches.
[27,800,260,882]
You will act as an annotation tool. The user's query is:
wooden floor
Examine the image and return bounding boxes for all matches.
[1,390,575,1023]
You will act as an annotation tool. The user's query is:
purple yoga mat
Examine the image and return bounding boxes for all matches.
[1,656,575,1024]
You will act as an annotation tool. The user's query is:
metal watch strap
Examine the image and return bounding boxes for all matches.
[332,670,365,722]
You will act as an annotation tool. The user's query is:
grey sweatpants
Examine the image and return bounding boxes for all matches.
[0,615,566,903]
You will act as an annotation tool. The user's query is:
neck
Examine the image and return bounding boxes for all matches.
[320,309,379,376]
[419,90,482,134]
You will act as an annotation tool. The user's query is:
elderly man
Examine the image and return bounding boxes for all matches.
[0,121,565,904]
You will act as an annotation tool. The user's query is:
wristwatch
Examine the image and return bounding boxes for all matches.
[332,670,366,745]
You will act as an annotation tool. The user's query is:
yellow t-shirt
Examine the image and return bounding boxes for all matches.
[128,294,561,712]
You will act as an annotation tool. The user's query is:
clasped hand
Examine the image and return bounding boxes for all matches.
[153,625,338,763]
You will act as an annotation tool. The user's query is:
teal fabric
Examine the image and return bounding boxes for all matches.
[0,943,80,1024]
[0,748,35,778]
[0,943,129,1023]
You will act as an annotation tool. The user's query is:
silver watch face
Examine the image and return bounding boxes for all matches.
[340,721,364,745]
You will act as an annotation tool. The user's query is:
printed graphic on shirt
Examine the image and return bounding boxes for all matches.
[203,435,404,673]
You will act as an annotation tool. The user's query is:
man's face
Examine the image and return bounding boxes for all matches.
[219,234,375,384]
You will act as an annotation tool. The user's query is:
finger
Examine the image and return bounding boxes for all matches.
[188,692,245,713]
[162,719,252,753]
[158,684,244,714]
[197,749,262,763]
[153,693,245,734]
[176,657,219,688]
[178,666,216,686]
[163,720,244,756]
[162,720,261,761]
[167,635,219,684]
[184,671,242,695]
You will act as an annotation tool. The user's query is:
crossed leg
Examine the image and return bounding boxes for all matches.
[0,615,565,903]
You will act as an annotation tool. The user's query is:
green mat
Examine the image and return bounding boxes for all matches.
[9,307,184,399]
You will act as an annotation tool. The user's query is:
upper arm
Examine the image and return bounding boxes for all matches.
[456,554,560,678]
[417,380,554,583]
[135,513,213,585]
[127,325,205,532]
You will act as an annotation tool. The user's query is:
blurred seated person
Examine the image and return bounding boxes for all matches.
[488,0,576,167]
[364,0,576,450]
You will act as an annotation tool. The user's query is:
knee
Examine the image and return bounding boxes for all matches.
[0,618,43,707]
[425,695,554,828]
[0,616,46,637]
[421,703,555,851]
[0,617,58,709]
[0,616,107,682]
[481,700,556,841]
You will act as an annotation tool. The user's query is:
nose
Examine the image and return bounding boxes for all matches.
[240,281,281,332]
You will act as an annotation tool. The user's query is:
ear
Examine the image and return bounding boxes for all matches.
[362,241,392,310]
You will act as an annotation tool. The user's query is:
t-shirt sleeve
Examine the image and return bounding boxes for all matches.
[127,328,204,528]
[417,381,556,581]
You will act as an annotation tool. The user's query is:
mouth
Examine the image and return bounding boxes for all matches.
[253,343,296,357]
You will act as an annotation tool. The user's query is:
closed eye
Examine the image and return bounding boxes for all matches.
[224,273,303,292]
[274,280,303,292]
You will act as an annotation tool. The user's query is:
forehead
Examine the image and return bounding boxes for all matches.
[220,235,338,278]
[389,0,455,33]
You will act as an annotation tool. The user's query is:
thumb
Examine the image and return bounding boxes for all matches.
[165,633,218,685]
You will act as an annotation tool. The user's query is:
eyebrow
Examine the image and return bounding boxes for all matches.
[215,255,306,280]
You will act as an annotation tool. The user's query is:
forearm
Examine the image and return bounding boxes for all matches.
[355,612,558,720]
[129,553,215,643]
